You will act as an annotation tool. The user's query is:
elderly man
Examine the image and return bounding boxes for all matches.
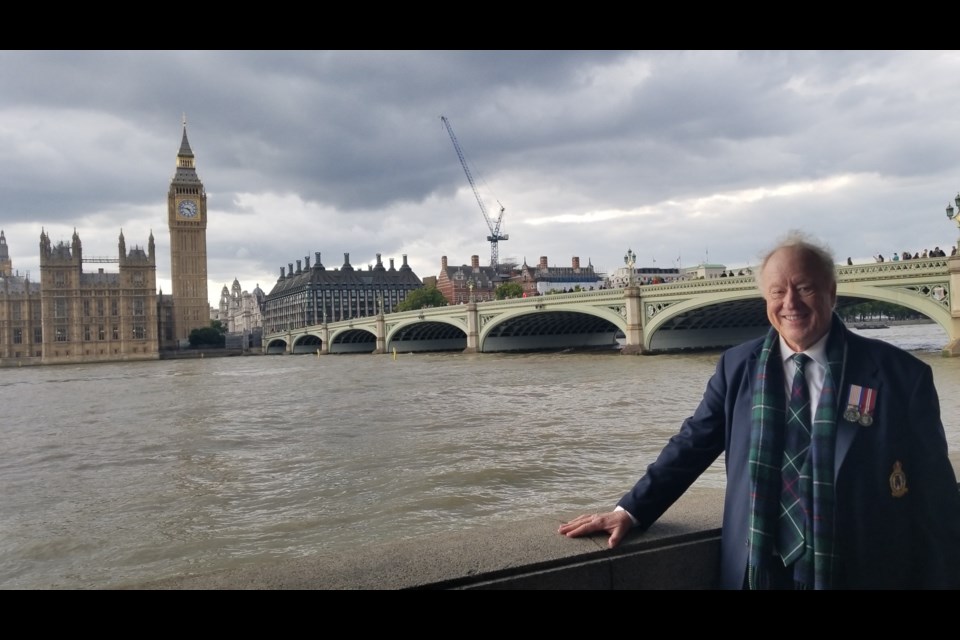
[560,232,960,589]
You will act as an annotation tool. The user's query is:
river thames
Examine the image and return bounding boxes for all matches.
[1,323,957,589]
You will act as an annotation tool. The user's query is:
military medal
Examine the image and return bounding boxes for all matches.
[843,406,861,422]
[845,384,877,426]
[844,385,862,422]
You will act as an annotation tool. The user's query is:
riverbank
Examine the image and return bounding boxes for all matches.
[158,348,262,360]
[847,318,934,329]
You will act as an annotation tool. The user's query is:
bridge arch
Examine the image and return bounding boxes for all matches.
[265,338,288,355]
[479,307,624,352]
[328,327,377,354]
[643,290,768,351]
[835,282,951,334]
[386,318,467,353]
[291,333,323,354]
[641,277,953,352]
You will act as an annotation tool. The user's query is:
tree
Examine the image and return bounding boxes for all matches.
[396,286,447,311]
[189,321,227,347]
[495,282,524,299]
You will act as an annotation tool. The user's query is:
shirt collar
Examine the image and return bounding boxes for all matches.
[778,331,829,369]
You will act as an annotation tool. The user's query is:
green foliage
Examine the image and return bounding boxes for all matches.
[841,301,924,322]
[189,322,227,347]
[495,282,524,299]
[396,286,447,312]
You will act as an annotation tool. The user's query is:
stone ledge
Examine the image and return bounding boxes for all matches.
[124,488,724,590]
[124,457,960,590]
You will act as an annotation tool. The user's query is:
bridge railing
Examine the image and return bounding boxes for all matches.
[837,257,948,281]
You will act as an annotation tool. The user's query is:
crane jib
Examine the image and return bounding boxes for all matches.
[440,115,508,270]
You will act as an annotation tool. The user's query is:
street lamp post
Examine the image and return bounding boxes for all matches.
[624,248,637,287]
[946,193,960,253]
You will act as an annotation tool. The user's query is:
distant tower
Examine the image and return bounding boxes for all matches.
[167,118,209,344]
[0,230,11,276]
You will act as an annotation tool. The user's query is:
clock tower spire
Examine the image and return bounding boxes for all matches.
[168,118,209,345]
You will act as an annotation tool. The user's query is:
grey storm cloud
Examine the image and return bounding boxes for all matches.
[2,50,959,304]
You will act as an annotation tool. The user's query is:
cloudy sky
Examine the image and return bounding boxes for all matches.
[3,51,960,306]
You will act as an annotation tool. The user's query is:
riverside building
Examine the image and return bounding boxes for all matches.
[436,255,502,304]
[0,231,42,364]
[213,278,265,349]
[38,229,159,364]
[262,252,421,332]
[515,256,605,296]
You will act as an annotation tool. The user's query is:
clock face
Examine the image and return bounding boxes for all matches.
[178,200,198,218]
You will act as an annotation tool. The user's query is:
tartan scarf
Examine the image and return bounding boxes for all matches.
[747,314,846,589]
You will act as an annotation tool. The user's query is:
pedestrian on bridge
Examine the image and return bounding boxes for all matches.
[560,231,960,589]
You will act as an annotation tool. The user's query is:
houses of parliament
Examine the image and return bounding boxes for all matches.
[0,124,211,366]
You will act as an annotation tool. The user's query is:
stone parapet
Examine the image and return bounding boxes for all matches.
[128,489,724,590]
[125,456,960,590]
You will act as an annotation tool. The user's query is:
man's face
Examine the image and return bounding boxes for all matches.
[761,247,837,352]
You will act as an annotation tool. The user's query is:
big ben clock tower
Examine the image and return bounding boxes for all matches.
[168,119,209,344]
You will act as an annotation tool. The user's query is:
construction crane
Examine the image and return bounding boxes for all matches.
[440,115,508,270]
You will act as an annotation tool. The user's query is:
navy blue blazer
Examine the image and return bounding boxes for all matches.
[618,327,960,589]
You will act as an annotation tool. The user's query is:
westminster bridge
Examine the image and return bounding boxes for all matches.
[263,256,960,356]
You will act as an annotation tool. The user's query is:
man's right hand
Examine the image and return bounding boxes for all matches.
[557,510,634,548]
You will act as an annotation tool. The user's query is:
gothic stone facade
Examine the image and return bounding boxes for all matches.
[38,229,158,364]
[0,231,42,365]
[212,278,265,349]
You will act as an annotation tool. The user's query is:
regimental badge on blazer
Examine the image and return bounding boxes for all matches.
[844,384,877,426]
[889,461,909,498]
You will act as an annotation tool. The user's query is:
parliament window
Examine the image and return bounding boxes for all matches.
[13,328,22,344]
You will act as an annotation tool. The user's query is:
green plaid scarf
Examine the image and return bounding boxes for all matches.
[747,315,846,589]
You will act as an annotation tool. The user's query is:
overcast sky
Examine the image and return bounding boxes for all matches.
[3,50,960,307]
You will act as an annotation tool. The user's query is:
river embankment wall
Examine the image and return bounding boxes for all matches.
[128,455,960,590]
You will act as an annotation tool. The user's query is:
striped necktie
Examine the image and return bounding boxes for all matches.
[779,353,811,565]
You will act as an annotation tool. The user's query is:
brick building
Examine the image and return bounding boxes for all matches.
[436,255,502,304]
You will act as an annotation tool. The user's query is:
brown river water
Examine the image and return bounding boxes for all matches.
[1,323,957,588]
